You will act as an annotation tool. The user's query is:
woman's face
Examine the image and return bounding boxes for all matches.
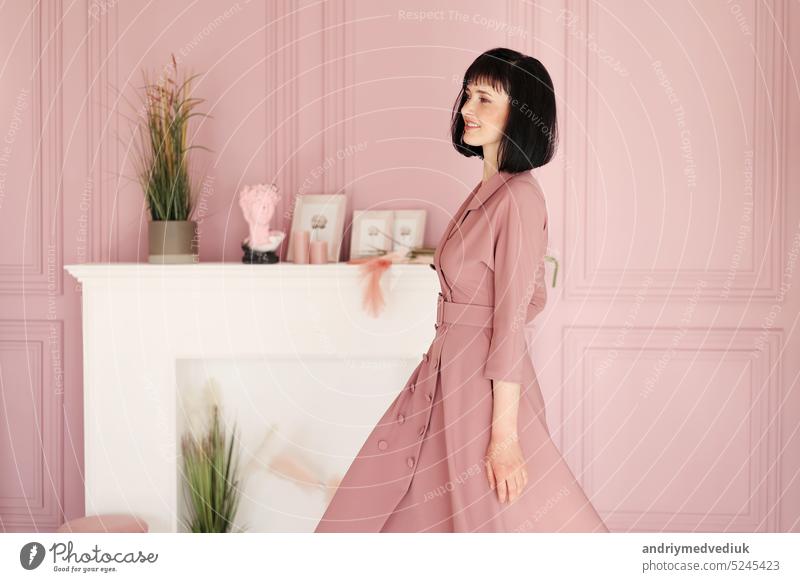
[460,81,509,149]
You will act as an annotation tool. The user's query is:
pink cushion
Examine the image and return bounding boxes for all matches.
[57,514,148,533]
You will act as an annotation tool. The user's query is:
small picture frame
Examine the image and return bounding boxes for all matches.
[391,210,426,253]
[287,194,347,262]
[349,210,395,259]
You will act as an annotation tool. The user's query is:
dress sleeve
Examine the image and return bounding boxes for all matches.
[483,181,548,384]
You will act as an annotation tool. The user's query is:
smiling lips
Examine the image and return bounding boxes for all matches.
[464,118,481,131]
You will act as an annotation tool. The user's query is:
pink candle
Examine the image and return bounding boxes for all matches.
[309,240,328,264]
[293,230,310,264]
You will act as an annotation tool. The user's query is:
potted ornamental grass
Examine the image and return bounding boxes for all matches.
[133,54,210,263]
[180,402,244,533]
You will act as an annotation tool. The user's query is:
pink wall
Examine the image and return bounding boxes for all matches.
[1,0,798,532]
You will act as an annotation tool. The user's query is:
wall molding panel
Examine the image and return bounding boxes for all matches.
[563,0,787,301]
[0,320,64,531]
[562,326,781,532]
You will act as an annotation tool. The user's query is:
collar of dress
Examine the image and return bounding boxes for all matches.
[441,170,526,244]
[465,170,517,212]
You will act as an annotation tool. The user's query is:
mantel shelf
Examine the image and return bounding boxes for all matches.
[65,261,435,282]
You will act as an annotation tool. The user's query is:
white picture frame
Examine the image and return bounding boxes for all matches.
[349,210,395,259]
[287,194,347,262]
[391,210,426,253]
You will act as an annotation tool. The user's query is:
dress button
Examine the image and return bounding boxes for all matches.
[406,456,415,468]
[397,413,405,424]
[377,439,388,450]
[409,384,416,393]
[427,393,433,403]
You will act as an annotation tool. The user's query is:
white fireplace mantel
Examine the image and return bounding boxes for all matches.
[65,262,439,532]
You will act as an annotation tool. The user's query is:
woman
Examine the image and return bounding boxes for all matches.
[315,47,609,533]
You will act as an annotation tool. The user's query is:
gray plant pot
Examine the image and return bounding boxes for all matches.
[148,220,199,264]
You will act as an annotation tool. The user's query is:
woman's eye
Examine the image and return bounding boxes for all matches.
[466,93,489,104]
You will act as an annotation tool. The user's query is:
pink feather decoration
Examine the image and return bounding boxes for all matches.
[358,256,392,317]
[352,250,408,317]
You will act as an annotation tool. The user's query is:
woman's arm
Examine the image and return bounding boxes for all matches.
[491,379,521,438]
[485,379,528,504]
[482,179,548,503]
[482,180,547,384]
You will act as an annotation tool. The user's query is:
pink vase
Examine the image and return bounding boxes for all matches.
[310,240,328,264]
[293,230,310,264]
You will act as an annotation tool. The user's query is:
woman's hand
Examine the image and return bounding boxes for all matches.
[484,431,528,504]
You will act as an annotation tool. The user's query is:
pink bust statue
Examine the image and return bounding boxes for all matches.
[238,183,286,252]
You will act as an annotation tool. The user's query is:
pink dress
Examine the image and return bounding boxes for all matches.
[315,170,609,533]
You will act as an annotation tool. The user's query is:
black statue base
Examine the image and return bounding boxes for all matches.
[241,242,280,264]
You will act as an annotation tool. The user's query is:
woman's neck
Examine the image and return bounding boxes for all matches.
[482,163,500,185]
[481,144,500,185]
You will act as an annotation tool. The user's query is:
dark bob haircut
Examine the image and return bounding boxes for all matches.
[451,47,558,172]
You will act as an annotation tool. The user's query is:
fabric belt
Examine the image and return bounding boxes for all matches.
[435,292,493,329]
[423,293,493,369]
